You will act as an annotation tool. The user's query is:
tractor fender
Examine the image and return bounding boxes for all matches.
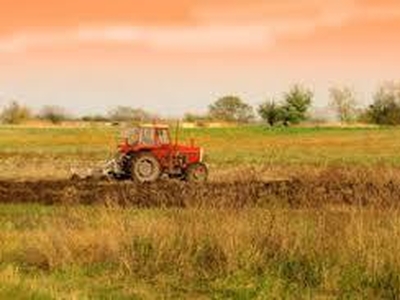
[126,149,152,160]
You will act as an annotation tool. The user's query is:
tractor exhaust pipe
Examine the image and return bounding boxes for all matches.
[174,120,180,149]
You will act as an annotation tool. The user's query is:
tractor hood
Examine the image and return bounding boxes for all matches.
[175,144,204,163]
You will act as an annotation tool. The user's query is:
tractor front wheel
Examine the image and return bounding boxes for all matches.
[131,153,161,183]
[185,163,208,183]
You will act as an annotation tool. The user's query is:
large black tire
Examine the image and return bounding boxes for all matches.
[185,163,208,183]
[131,153,161,183]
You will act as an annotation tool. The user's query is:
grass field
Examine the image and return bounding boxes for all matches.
[1,125,400,299]
[1,125,400,179]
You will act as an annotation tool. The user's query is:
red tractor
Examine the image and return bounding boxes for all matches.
[103,124,208,183]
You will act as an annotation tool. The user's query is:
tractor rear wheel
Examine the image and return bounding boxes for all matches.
[131,153,161,183]
[185,163,208,183]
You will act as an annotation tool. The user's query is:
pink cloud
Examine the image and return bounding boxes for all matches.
[0,0,399,54]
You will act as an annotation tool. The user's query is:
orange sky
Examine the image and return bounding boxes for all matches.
[0,0,399,115]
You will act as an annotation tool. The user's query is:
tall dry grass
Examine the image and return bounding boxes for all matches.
[1,205,400,297]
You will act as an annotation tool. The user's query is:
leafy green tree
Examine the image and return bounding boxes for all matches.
[258,100,283,126]
[280,85,313,126]
[208,96,254,123]
[0,101,32,124]
[365,82,400,125]
[329,86,358,123]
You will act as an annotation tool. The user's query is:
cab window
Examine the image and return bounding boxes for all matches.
[157,129,171,145]
[127,128,140,145]
[141,128,156,145]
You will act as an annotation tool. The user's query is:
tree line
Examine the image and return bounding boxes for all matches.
[1,81,400,126]
[186,81,400,126]
[0,103,159,125]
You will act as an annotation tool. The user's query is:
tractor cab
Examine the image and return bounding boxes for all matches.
[112,124,208,183]
[122,125,171,147]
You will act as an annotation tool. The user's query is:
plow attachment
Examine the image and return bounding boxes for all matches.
[70,157,125,181]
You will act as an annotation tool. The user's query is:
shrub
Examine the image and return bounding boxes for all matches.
[257,100,282,126]
[183,113,210,123]
[329,86,358,123]
[258,85,313,126]
[363,81,400,125]
[81,115,110,122]
[38,105,70,124]
[108,106,157,123]
[0,101,31,124]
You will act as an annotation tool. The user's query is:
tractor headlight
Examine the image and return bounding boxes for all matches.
[199,148,204,162]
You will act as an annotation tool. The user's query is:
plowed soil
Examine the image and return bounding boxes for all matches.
[1,169,400,208]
